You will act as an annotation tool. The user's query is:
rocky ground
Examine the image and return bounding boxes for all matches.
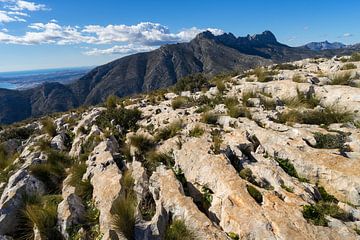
[0,55,360,239]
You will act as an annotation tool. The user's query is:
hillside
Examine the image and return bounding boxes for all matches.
[1,30,360,125]
[0,55,360,239]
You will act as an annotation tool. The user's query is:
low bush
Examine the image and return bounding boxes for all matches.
[144,151,174,175]
[341,63,357,70]
[29,150,71,193]
[155,120,183,142]
[165,219,196,240]
[41,118,57,137]
[202,111,219,125]
[171,96,193,110]
[129,134,155,154]
[201,185,213,210]
[282,90,320,109]
[242,91,257,106]
[275,157,300,179]
[273,63,298,70]
[349,52,360,62]
[0,127,34,142]
[105,95,120,109]
[174,73,209,93]
[19,194,63,240]
[248,67,277,82]
[111,171,136,240]
[96,107,141,132]
[210,129,222,154]
[292,74,305,83]
[246,185,263,204]
[239,168,257,184]
[313,132,348,149]
[227,232,240,240]
[188,125,205,137]
[330,72,352,85]
[276,106,353,126]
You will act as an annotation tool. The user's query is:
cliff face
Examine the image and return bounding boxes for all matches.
[0,55,360,239]
[2,30,360,125]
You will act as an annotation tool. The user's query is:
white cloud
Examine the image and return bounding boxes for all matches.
[84,44,157,56]
[6,0,47,11]
[0,0,47,23]
[343,33,353,38]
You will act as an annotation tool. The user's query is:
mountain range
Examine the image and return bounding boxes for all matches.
[0,30,359,124]
[303,41,347,51]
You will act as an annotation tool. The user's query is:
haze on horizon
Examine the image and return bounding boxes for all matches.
[0,0,359,72]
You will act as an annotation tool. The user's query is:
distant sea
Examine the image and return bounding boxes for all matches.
[0,82,17,89]
[0,66,92,90]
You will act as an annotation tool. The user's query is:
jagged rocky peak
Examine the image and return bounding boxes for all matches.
[247,30,278,44]
[0,54,360,239]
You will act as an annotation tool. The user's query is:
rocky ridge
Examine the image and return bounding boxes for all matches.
[0,55,360,239]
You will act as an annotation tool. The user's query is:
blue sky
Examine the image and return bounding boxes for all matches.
[0,0,359,72]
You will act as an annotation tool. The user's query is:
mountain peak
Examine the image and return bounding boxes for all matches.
[194,30,215,40]
[248,30,278,44]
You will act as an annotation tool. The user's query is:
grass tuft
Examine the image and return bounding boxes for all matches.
[165,219,196,240]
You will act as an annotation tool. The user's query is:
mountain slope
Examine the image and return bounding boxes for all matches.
[0,30,359,124]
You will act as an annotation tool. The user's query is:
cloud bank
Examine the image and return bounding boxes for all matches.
[0,21,224,55]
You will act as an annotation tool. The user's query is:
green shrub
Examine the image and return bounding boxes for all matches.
[282,89,320,109]
[273,63,298,70]
[215,80,226,93]
[318,186,338,203]
[239,168,257,184]
[20,194,62,240]
[155,120,183,142]
[313,132,348,149]
[349,52,360,62]
[280,184,294,193]
[276,106,353,126]
[292,74,305,83]
[188,125,205,137]
[275,157,299,179]
[96,107,141,132]
[41,118,57,137]
[105,95,120,109]
[302,204,328,226]
[144,151,174,175]
[0,127,34,142]
[0,145,13,170]
[201,185,213,210]
[210,129,222,154]
[111,171,136,240]
[330,72,352,85]
[248,67,277,82]
[303,201,351,226]
[246,185,263,204]
[242,91,257,106]
[165,219,196,240]
[201,112,219,125]
[341,63,357,70]
[174,73,209,93]
[259,97,276,110]
[68,162,87,187]
[129,134,155,154]
[224,97,239,108]
[227,232,240,240]
[139,192,156,221]
[171,96,193,110]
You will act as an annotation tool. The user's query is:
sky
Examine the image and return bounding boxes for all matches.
[0,0,359,72]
